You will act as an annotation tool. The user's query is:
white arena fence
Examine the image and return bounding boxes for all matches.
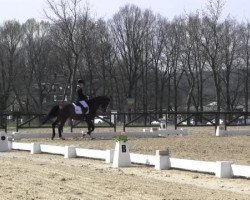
[216,126,250,137]
[9,141,250,179]
[9,132,83,140]
[1,111,250,135]
[8,129,188,141]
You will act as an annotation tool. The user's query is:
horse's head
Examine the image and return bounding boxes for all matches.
[99,96,110,113]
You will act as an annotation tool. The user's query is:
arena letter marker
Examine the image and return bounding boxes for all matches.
[112,141,131,168]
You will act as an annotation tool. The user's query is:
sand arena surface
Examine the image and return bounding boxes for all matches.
[0,127,249,199]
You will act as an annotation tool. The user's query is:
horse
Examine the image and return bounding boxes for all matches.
[43,96,110,140]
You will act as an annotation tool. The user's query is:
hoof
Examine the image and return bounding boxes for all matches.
[51,137,54,140]
[60,137,65,140]
[82,133,94,140]
[82,133,87,138]
[88,134,94,140]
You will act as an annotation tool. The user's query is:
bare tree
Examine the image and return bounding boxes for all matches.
[110,5,153,111]
[180,17,196,112]
[20,19,53,113]
[239,22,250,111]
[201,0,225,111]
[45,0,91,101]
[180,14,207,112]
[168,18,184,111]
[90,19,118,106]
[0,20,23,113]
[151,17,175,113]
[149,15,165,112]
[220,19,242,111]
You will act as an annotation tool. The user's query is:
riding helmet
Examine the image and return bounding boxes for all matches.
[78,79,85,84]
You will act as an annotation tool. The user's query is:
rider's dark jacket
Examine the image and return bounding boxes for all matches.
[77,87,88,101]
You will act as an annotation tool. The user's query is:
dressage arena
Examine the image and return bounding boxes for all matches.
[0,127,250,200]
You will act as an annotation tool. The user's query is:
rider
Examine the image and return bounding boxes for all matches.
[76,79,89,117]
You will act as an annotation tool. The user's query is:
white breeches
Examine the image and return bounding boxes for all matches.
[79,100,88,108]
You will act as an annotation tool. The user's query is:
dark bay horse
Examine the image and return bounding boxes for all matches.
[43,96,110,140]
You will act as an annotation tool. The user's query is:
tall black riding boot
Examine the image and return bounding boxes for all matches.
[79,105,85,120]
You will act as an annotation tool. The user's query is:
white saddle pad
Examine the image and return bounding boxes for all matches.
[73,103,83,114]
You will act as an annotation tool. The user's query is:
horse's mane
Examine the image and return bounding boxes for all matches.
[59,101,71,109]
[87,96,110,104]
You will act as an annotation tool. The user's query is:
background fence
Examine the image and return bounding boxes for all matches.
[1,111,250,133]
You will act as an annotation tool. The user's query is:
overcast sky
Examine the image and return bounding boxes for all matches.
[0,0,250,24]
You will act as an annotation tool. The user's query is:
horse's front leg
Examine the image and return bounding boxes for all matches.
[58,119,66,140]
[86,119,95,139]
[83,119,95,139]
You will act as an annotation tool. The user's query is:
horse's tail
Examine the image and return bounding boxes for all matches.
[42,105,60,124]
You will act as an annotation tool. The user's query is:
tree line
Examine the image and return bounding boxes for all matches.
[0,0,249,114]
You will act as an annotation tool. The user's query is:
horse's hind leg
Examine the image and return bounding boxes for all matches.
[52,119,59,140]
[58,119,66,140]
[58,126,65,140]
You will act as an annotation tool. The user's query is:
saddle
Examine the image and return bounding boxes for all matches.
[72,103,83,114]
[72,103,89,115]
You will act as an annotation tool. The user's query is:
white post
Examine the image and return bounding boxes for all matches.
[150,127,158,132]
[180,128,188,136]
[64,146,76,158]
[106,149,114,163]
[215,161,233,178]
[31,143,41,154]
[12,132,21,141]
[111,110,117,124]
[155,150,170,170]
[8,140,12,150]
[216,126,225,137]
[159,119,167,130]
[112,141,131,168]
[0,132,9,152]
